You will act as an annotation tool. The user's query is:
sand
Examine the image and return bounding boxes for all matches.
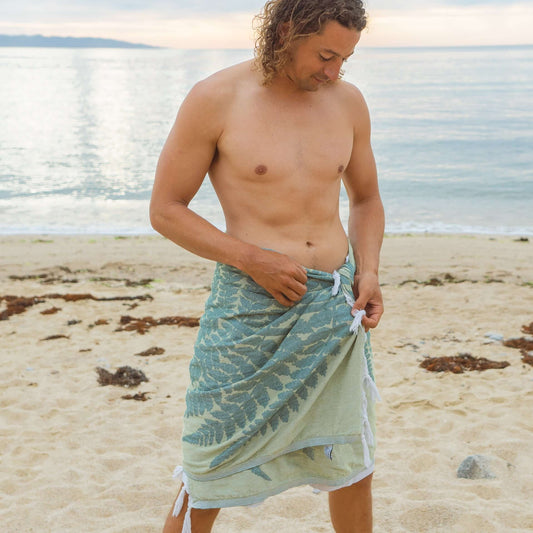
[1,233,532,532]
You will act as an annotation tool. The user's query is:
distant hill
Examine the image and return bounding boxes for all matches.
[0,34,159,48]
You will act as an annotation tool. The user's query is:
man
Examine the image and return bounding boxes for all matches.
[150,1,384,531]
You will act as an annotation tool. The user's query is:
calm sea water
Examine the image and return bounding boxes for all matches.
[0,46,532,235]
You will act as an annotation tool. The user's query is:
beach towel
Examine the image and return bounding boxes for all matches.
[171,250,380,527]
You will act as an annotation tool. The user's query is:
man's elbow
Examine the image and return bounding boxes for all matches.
[149,199,187,235]
[149,200,170,235]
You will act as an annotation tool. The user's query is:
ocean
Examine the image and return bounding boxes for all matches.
[0,46,532,235]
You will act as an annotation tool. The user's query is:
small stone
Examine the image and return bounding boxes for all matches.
[457,455,496,479]
[484,332,503,342]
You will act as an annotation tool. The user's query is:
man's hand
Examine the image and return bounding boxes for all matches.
[240,248,308,307]
[352,272,383,331]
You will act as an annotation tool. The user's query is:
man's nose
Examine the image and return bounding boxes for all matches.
[323,61,342,81]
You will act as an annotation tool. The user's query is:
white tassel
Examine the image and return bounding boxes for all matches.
[183,502,192,533]
[338,287,366,334]
[342,288,355,308]
[349,309,366,333]
[363,417,374,447]
[172,484,187,518]
[173,465,183,480]
[359,342,379,469]
[363,374,382,403]
[332,270,341,296]
[171,465,195,532]
[361,430,371,468]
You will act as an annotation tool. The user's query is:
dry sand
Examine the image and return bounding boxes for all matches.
[1,233,532,532]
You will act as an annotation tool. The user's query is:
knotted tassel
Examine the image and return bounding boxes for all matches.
[172,483,187,518]
[363,374,382,403]
[182,502,192,533]
[361,429,371,468]
[349,309,366,333]
[332,270,341,296]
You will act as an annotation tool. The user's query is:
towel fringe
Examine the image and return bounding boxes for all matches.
[172,484,187,518]
[332,270,341,296]
[183,504,192,533]
[349,309,366,333]
[363,374,382,403]
[361,429,371,467]
[332,266,379,469]
[171,465,193,533]
[173,465,184,480]
[359,328,380,469]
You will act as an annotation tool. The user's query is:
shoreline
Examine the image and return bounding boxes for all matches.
[1,229,532,237]
[1,233,532,532]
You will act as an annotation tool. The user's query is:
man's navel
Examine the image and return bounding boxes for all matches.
[338,165,345,174]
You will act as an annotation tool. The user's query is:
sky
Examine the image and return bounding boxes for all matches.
[1,0,532,48]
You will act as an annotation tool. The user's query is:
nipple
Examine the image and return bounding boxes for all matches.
[338,165,345,174]
[255,165,268,175]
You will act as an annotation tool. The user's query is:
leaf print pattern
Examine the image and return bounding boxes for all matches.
[182,257,377,476]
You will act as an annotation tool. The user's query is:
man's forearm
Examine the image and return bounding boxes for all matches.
[150,202,256,271]
[348,195,385,275]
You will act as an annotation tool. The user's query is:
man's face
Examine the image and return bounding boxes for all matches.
[284,20,361,92]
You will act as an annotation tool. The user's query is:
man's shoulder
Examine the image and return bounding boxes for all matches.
[188,60,255,106]
[336,80,367,109]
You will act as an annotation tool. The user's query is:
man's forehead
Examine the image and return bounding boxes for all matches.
[313,22,360,58]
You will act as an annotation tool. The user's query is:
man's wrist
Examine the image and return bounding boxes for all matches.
[355,268,379,277]
[232,241,260,273]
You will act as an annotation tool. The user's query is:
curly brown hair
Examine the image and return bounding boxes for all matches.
[254,0,367,85]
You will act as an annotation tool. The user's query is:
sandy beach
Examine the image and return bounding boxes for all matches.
[1,233,532,533]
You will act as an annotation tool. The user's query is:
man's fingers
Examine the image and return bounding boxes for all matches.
[352,296,368,313]
[352,298,383,330]
[283,287,305,302]
[274,292,294,307]
[286,277,307,297]
[292,266,308,285]
[362,315,379,329]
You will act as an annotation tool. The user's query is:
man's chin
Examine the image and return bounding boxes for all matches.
[299,77,324,92]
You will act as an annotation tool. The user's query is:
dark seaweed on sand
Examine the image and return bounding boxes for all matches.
[420,353,510,373]
[503,327,533,367]
[117,315,199,334]
[96,366,148,388]
[40,334,70,341]
[0,293,152,321]
[121,391,151,401]
[135,347,165,356]
[0,296,45,320]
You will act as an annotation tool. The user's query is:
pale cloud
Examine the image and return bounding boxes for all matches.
[0,1,531,47]
[0,11,256,49]
[364,4,533,47]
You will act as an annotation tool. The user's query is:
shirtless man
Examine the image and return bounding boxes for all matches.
[150,1,384,531]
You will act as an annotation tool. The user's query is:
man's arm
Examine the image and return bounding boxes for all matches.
[342,86,385,330]
[150,78,307,306]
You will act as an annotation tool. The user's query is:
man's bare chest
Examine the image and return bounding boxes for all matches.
[216,98,354,181]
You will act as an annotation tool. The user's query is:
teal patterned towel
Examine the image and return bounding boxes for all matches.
[178,254,379,509]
